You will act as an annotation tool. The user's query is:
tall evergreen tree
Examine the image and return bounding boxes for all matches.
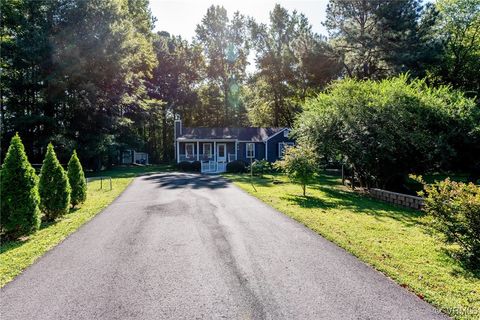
[249,4,341,126]
[324,0,430,79]
[0,134,41,239]
[67,150,87,208]
[39,143,71,221]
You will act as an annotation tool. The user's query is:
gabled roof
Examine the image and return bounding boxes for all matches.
[177,127,287,142]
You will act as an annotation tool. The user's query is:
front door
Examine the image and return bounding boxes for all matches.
[217,143,226,162]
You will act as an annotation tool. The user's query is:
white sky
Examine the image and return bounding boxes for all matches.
[149,0,330,41]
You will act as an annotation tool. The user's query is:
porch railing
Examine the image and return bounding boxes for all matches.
[201,161,216,173]
[179,154,196,162]
[179,154,229,162]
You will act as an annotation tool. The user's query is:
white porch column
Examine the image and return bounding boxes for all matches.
[265,141,268,161]
[235,141,238,161]
[213,141,217,171]
[176,141,180,163]
[197,141,200,161]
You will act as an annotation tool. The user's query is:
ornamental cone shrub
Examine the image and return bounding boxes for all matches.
[0,134,41,239]
[67,150,87,208]
[39,143,71,221]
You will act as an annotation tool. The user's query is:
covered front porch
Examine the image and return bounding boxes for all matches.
[177,140,237,173]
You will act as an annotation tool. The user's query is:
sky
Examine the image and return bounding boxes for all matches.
[149,0,330,41]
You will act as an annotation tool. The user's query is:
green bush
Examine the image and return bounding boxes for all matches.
[275,144,318,196]
[68,150,87,208]
[248,159,273,177]
[0,134,41,239]
[177,161,196,172]
[421,178,480,264]
[295,76,479,189]
[39,143,71,221]
[191,161,201,172]
[226,160,247,173]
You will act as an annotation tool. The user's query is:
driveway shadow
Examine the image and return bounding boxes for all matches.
[143,172,230,190]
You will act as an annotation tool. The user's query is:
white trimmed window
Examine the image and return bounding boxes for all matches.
[283,129,290,138]
[246,143,255,158]
[185,143,194,158]
[278,142,294,158]
[203,143,212,158]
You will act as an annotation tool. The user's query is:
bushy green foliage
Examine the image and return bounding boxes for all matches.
[275,144,318,196]
[39,144,71,221]
[177,161,201,172]
[420,178,480,264]
[0,134,41,239]
[248,159,273,177]
[67,150,87,208]
[295,76,479,189]
[226,160,247,173]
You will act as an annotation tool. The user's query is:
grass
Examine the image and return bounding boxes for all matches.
[0,164,171,287]
[224,172,480,320]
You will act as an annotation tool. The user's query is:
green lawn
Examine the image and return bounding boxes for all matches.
[0,164,171,287]
[224,173,480,320]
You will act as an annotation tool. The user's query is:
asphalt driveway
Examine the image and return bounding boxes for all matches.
[0,172,447,319]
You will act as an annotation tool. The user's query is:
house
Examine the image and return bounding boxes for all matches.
[121,149,149,165]
[174,115,295,173]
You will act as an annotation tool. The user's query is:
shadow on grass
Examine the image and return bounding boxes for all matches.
[0,206,81,255]
[223,173,274,187]
[284,195,332,209]
[271,173,426,228]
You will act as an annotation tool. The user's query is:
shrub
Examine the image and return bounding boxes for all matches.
[295,76,479,189]
[421,178,480,264]
[0,134,41,239]
[177,161,193,172]
[68,150,87,208]
[226,160,247,173]
[275,144,318,196]
[191,161,201,172]
[39,143,71,221]
[248,159,273,177]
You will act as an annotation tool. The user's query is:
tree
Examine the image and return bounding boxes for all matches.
[0,134,41,239]
[196,5,250,126]
[39,143,71,221]
[146,32,203,161]
[249,4,341,127]
[294,76,479,190]
[67,150,87,208]
[324,0,432,79]
[1,0,157,169]
[426,0,480,99]
[275,144,318,196]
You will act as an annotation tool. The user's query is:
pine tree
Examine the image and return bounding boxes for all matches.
[39,143,71,221]
[0,134,41,238]
[67,150,87,208]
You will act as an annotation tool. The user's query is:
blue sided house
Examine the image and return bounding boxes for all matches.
[174,116,295,173]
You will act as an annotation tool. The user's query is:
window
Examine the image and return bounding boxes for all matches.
[278,142,294,158]
[203,143,212,158]
[246,143,255,158]
[283,129,290,138]
[185,143,194,158]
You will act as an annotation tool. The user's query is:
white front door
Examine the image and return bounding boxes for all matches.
[217,143,226,162]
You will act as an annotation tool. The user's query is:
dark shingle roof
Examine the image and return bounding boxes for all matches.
[177,127,286,142]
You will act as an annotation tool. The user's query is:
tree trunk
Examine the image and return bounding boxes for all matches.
[161,104,168,162]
